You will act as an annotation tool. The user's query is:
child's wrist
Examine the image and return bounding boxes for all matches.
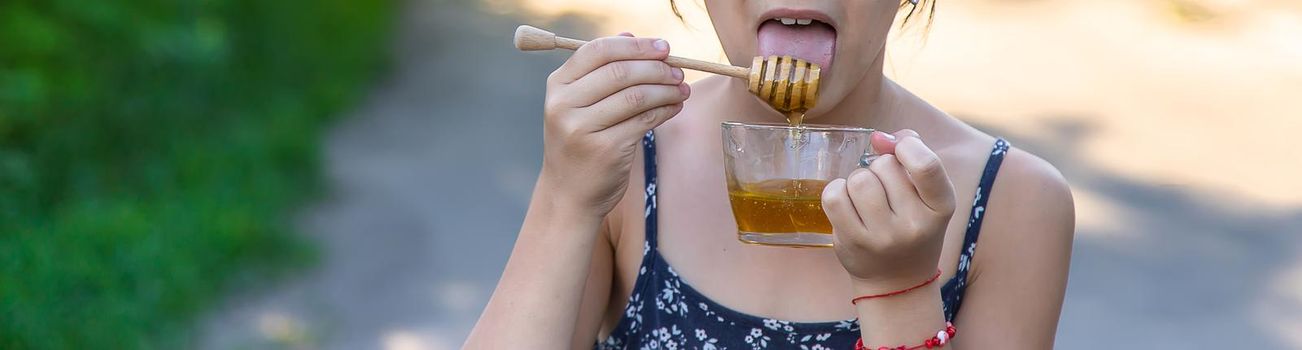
[850,281,942,311]
[533,172,608,222]
[851,283,946,345]
[522,191,606,244]
[848,266,941,296]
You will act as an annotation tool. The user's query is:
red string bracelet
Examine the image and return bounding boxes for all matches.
[850,270,942,305]
[854,322,957,350]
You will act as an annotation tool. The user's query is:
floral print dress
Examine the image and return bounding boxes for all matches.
[597,131,1010,350]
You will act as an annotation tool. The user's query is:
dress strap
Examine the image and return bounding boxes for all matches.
[641,130,660,251]
[941,138,1010,321]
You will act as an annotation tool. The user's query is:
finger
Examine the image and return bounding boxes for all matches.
[603,102,684,139]
[870,131,899,155]
[894,136,956,214]
[866,154,924,217]
[552,37,669,84]
[821,178,866,233]
[580,83,689,130]
[567,60,685,106]
[894,129,921,139]
[845,167,893,221]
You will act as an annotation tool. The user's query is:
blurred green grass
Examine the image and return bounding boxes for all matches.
[0,0,392,348]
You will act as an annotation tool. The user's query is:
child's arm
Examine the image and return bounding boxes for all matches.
[823,131,1073,349]
[464,34,689,348]
[822,130,953,347]
[570,223,616,347]
[463,181,612,349]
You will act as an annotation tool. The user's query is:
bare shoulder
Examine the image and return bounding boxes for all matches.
[970,145,1076,279]
[993,147,1075,229]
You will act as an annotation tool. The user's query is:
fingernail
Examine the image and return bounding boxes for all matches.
[653,39,669,52]
[877,131,896,141]
[671,68,684,81]
[678,83,690,96]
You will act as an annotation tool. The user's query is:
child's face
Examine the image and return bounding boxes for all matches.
[705,0,898,117]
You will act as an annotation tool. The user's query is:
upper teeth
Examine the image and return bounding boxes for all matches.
[778,18,813,25]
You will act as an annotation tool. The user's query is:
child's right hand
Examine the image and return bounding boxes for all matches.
[538,34,690,218]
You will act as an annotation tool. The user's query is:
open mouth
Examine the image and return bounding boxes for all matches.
[756,11,837,70]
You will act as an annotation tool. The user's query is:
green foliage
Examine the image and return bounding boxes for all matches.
[0,0,392,348]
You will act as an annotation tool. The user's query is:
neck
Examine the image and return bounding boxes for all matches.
[815,52,896,130]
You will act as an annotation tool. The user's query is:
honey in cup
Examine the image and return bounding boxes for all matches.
[728,179,833,235]
[721,122,873,247]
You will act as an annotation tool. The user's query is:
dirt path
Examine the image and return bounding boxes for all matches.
[200,0,1302,348]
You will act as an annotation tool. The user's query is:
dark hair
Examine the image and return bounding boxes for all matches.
[899,0,937,28]
[667,0,936,28]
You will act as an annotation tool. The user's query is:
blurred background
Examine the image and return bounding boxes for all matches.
[2,0,1300,349]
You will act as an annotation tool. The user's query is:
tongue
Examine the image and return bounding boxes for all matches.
[757,20,836,70]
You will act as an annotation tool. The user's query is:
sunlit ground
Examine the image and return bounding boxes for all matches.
[200,0,1302,348]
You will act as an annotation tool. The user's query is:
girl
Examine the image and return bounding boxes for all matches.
[467,0,1074,348]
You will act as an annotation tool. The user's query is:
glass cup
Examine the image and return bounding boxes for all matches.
[721,122,874,247]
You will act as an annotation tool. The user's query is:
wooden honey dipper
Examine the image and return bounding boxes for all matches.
[514,25,820,114]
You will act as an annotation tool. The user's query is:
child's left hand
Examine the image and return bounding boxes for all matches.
[821,130,957,294]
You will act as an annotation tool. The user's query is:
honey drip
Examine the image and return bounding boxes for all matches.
[785,112,807,149]
[785,112,805,127]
